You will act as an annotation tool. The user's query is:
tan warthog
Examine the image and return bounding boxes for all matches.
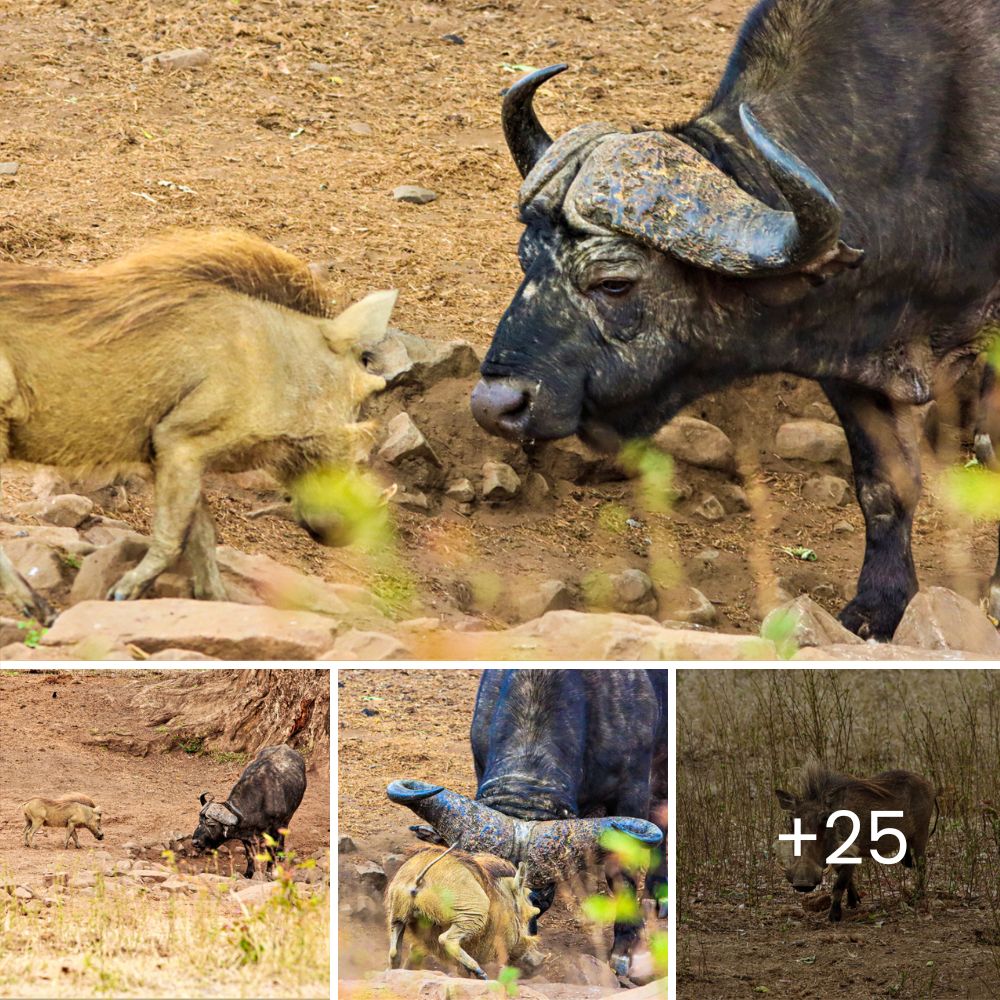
[23,796,104,848]
[774,762,938,921]
[385,845,544,980]
[0,228,394,620]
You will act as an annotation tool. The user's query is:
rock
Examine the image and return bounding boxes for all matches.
[445,478,475,503]
[654,416,735,471]
[391,488,430,512]
[3,539,65,591]
[392,185,438,205]
[8,885,32,900]
[16,493,94,528]
[68,873,96,889]
[482,462,520,501]
[659,585,718,626]
[523,471,551,503]
[142,47,211,71]
[232,882,282,907]
[834,520,855,533]
[148,648,218,660]
[378,412,441,467]
[321,630,410,660]
[893,587,1000,655]
[364,328,479,388]
[382,853,406,878]
[30,469,70,499]
[795,644,988,661]
[338,835,357,854]
[562,953,619,989]
[807,401,838,423]
[802,475,851,507]
[618,980,669,1000]
[718,483,750,512]
[0,522,95,555]
[692,493,726,521]
[159,877,195,894]
[441,32,464,44]
[775,420,849,463]
[306,61,331,73]
[607,569,658,616]
[215,547,355,617]
[354,860,387,892]
[762,595,863,648]
[512,578,574,622]
[537,437,627,484]
[0,161,19,176]
[68,537,149,605]
[347,970,550,1000]
[151,571,193,599]
[693,547,721,570]
[41,600,339,660]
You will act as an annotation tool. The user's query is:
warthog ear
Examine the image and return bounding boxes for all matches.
[775,789,796,811]
[325,290,398,353]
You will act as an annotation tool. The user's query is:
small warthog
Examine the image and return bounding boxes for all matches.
[775,762,938,921]
[385,845,543,980]
[23,795,104,848]
[0,228,394,620]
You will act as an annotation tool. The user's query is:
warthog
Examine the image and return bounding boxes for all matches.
[23,795,104,848]
[192,744,306,879]
[0,228,394,621]
[385,845,543,980]
[775,762,938,921]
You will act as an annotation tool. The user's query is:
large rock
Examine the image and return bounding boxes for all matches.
[339,970,551,1000]
[16,493,95,528]
[321,629,410,660]
[41,600,339,659]
[795,643,989,660]
[3,539,66,591]
[69,537,150,605]
[762,595,863,648]
[365,328,478,387]
[377,412,441,467]
[0,523,95,556]
[410,610,775,660]
[892,587,1000,655]
[775,420,849,463]
[654,416,735,471]
[659,585,718,626]
[512,579,574,622]
[802,475,851,507]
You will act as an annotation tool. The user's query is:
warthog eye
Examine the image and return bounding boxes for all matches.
[591,278,634,297]
[360,350,375,368]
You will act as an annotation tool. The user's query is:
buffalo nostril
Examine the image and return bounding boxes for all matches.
[471,378,533,436]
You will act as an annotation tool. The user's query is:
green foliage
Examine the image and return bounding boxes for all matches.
[619,440,674,514]
[760,606,801,660]
[780,545,817,561]
[581,888,641,925]
[176,736,205,755]
[941,465,1000,520]
[598,828,659,875]
[17,620,46,649]
[494,966,521,997]
[648,930,669,978]
[61,552,82,570]
[290,464,392,553]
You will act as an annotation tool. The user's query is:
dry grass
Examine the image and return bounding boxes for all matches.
[0,858,330,998]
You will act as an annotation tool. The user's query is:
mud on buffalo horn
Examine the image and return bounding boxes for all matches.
[504,64,863,279]
[387,779,662,885]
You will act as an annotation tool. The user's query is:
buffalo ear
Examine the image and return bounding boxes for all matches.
[775,789,796,811]
[200,792,213,807]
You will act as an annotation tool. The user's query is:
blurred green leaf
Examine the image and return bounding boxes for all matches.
[496,966,520,996]
[290,465,391,552]
[598,828,658,874]
[942,465,1000,519]
[619,440,674,514]
[581,889,641,925]
[781,545,816,561]
[760,606,801,660]
[648,930,669,975]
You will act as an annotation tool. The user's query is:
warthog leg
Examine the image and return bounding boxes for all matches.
[109,412,209,601]
[65,824,81,849]
[438,918,489,980]
[23,817,41,848]
[388,920,406,969]
[185,498,228,601]
[829,866,855,922]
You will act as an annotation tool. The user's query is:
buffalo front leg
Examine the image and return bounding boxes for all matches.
[109,444,204,601]
[184,497,228,601]
[821,380,921,640]
[608,868,642,977]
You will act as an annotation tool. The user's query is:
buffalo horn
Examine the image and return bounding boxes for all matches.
[502,64,567,178]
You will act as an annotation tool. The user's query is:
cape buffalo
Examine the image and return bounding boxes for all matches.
[472,0,1000,640]
[192,744,306,878]
[388,669,667,976]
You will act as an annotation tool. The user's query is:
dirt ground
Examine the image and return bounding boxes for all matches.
[0,670,329,880]
[337,668,663,989]
[1,0,998,641]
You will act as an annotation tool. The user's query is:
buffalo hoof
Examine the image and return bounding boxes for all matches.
[838,593,907,641]
[611,954,631,978]
[828,905,843,922]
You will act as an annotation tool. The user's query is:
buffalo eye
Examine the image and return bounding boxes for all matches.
[590,277,635,298]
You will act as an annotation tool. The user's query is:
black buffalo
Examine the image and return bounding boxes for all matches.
[391,669,667,977]
[472,0,1000,640]
[192,744,306,878]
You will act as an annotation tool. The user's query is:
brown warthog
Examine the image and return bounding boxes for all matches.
[385,845,543,980]
[23,796,105,848]
[0,228,394,620]
[774,762,938,921]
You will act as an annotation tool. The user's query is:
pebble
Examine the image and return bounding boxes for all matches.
[392,185,438,205]
[141,47,211,72]
[445,478,475,503]
[339,835,357,854]
[693,494,726,521]
[0,162,19,176]
[482,461,520,501]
